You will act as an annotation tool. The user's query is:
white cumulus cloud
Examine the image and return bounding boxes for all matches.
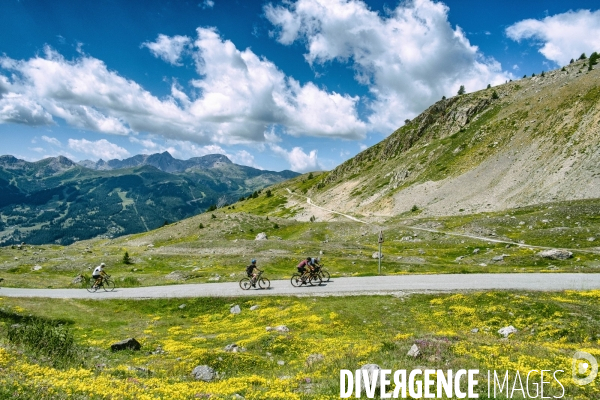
[41,135,61,146]
[142,34,191,66]
[270,144,321,172]
[265,0,511,133]
[68,138,131,160]
[506,9,600,66]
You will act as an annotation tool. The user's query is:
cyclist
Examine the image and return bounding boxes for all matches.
[92,262,107,288]
[297,256,314,279]
[311,257,322,272]
[246,259,261,287]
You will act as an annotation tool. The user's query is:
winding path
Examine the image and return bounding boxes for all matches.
[285,189,599,255]
[1,274,600,299]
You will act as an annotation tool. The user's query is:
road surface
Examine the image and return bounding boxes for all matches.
[1,274,600,299]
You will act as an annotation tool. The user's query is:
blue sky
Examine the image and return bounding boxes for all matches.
[1,0,599,172]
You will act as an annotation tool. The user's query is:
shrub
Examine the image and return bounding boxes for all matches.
[5,313,80,365]
[308,172,314,179]
[579,53,587,60]
[411,205,419,212]
[487,84,491,89]
[457,85,465,95]
[199,223,204,229]
[265,189,272,197]
[211,214,216,219]
[541,71,545,77]
[570,58,574,64]
[273,223,279,229]
[491,90,499,100]
[122,251,131,265]
[207,204,217,212]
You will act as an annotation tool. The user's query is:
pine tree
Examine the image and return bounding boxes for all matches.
[123,251,131,264]
[457,85,466,95]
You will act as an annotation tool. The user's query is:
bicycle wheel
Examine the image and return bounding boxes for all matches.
[86,281,98,293]
[320,270,330,282]
[290,273,303,287]
[239,278,252,290]
[102,278,115,292]
[258,277,270,289]
[309,274,322,286]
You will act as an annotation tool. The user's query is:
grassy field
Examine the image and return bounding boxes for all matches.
[0,290,599,399]
[0,193,599,289]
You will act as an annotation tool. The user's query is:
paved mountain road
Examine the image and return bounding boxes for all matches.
[2,274,600,299]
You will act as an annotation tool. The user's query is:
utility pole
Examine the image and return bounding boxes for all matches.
[378,230,384,275]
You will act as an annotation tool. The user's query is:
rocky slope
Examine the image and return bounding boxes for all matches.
[307,59,600,218]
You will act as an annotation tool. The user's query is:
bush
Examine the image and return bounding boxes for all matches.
[265,189,272,197]
[5,314,79,365]
[491,90,499,100]
[308,172,314,180]
[579,53,587,60]
[570,58,574,64]
[486,84,491,89]
[457,85,465,95]
[123,251,131,264]
[199,223,204,229]
[211,214,216,219]
[411,205,419,212]
[273,223,279,229]
[207,204,217,212]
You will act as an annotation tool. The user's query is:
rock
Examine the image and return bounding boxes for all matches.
[224,343,240,352]
[32,265,42,271]
[455,256,464,261]
[230,305,241,314]
[232,394,245,400]
[498,325,518,338]
[277,360,285,366]
[165,271,187,281]
[471,328,479,334]
[151,345,165,355]
[538,249,573,260]
[492,255,505,262]
[128,366,152,375]
[111,338,141,352]
[407,344,420,358]
[372,252,383,259]
[71,275,85,284]
[588,237,596,242]
[358,364,381,390]
[250,305,259,311]
[191,365,216,381]
[306,353,325,367]
[255,232,268,240]
[479,263,487,267]
[178,304,186,309]
[266,325,289,333]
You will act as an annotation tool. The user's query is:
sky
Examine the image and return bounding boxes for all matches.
[1,0,600,172]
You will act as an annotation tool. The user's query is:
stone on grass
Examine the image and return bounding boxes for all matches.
[538,249,573,260]
[165,271,187,281]
[492,255,506,262]
[178,304,186,309]
[32,265,42,271]
[498,326,518,338]
[255,232,268,240]
[224,344,241,352]
[407,344,420,358]
[277,360,285,366]
[230,305,241,314]
[266,325,289,333]
[473,248,480,254]
[71,275,85,284]
[250,305,259,311]
[471,328,479,334]
[372,252,383,259]
[358,364,381,390]
[191,365,215,381]
[111,338,141,352]
[306,353,325,367]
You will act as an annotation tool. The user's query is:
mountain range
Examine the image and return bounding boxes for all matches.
[0,153,297,245]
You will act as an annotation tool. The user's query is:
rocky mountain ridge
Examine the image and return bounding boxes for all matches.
[306,58,600,218]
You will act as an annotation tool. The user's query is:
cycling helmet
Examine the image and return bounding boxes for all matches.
[100,263,106,267]
[306,257,311,261]
[251,259,256,264]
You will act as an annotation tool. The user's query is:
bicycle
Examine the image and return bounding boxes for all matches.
[239,270,270,290]
[87,275,116,292]
[290,269,322,287]
[313,264,330,282]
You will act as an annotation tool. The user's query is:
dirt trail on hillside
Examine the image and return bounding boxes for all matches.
[286,189,600,255]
